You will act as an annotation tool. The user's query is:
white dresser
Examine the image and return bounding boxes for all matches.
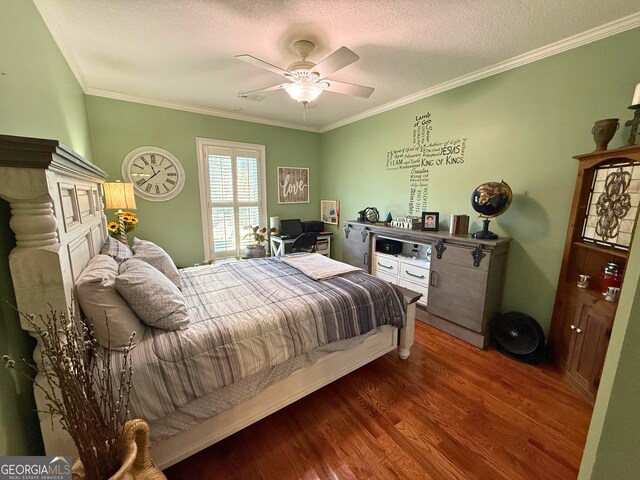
[372,251,430,307]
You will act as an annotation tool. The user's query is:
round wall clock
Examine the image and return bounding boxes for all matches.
[121,146,185,202]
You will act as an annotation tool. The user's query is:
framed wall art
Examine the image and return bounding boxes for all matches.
[421,211,439,231]
[321,200,340,225]
[277,167,309,204]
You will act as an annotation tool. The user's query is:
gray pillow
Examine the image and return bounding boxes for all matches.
[132,237,182,289]
[100,236,133,264]
[76,255,146,349]
[115,259,189,331]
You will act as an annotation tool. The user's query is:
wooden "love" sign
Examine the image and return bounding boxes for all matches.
[277,167,309,204]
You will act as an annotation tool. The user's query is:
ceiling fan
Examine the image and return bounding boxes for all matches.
[236,40,374,109]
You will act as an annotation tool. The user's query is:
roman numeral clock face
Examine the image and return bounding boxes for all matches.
[121,147,185,201]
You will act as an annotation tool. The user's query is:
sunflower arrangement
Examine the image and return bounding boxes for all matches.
[107,211,140,238]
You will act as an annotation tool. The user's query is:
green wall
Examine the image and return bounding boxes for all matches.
[0,0,94,456]
[579,224,640,479]
[86,96,320,267]
[1,2,640,474]
[320,27,640,332]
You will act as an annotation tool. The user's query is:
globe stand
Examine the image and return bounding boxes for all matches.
[472,218,498,240]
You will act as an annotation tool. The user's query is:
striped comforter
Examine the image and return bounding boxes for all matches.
[116,256,405,422]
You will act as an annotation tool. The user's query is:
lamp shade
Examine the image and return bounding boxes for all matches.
[632,83,640,108]
[285,83,324,104]
[104,182,136,210]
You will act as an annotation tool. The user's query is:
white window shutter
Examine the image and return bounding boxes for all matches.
[197,139,266,260]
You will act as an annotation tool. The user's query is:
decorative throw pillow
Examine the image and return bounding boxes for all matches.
[76,255,146,350]
[115,259,189,331]
[100,236,133,264]
[132,237,182,289]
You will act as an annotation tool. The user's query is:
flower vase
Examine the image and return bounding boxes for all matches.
[592,118,619,151]
[72,419,166,480]
[245,244,266,258]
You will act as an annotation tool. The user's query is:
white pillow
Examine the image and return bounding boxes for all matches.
[100,236,133,264]
[132,237,182,289]
[115,259,189,331]
[76,255,146,350]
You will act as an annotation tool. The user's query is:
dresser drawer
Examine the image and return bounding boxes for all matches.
[375,270,398,285]
[399,262,429,284]
[373,255,399,276]
[397,277,428,305]
[316,238,329,253]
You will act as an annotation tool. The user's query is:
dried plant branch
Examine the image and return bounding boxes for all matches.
[3,305,135,480]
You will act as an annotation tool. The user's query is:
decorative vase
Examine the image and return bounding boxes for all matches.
[592,118,619,151]
[72,419,166,480]
[245,244,266,258]
[599,262,623,293]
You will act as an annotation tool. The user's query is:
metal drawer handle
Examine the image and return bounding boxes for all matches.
[576,328,582,334]
[570,324,576,330]
[377,262,394,269]
[406,270,425,279]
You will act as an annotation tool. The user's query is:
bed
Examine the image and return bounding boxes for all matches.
[0,134,419,469]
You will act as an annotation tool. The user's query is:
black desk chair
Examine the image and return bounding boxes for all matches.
[291,232,317,253]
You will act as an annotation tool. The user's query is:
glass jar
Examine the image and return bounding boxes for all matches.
[599,262,623,293]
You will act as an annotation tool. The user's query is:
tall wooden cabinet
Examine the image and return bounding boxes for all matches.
[549,145,640,404]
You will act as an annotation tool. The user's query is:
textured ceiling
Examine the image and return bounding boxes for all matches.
[35,0,640,131]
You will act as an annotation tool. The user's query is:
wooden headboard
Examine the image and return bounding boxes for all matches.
[0,134,108,455]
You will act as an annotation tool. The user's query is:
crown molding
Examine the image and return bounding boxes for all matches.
[33,0,89,92]
[35,0,640,135]
[85,88,322,133]
[320,12,640,133]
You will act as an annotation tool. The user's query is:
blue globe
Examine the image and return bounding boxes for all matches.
[471,181,513,218]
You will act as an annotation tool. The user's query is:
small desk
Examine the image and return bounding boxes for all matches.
[270,232,333,257]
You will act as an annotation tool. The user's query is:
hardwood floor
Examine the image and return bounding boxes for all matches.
[164,321,593,480]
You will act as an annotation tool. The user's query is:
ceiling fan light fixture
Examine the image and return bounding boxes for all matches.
[284,82,324,104]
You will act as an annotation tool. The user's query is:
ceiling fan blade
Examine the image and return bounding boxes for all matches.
[323,80,374,98]
[236,54,291,78]
[237,83,288,97]
[311,46,359,78]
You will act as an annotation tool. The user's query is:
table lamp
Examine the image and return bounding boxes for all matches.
[625,82,640,145]
[103,181,136,243]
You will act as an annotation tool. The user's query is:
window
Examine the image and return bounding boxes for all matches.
[196,138,266,260]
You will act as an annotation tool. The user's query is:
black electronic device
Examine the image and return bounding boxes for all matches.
[302,220,324,233]
[279,219,304,239]
[357,207,379,223]
[492,312,545,364]
[376,238,402,255]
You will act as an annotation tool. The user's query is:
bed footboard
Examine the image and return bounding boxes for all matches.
[397,286,421,359]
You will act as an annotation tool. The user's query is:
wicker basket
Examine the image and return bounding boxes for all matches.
[72,419,166,480]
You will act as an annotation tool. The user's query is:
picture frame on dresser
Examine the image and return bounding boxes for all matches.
[421,211,439,231]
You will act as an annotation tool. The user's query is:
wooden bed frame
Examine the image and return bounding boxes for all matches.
[0,135,418,469]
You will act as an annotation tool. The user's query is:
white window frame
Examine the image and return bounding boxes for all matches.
[196,137,267,261]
